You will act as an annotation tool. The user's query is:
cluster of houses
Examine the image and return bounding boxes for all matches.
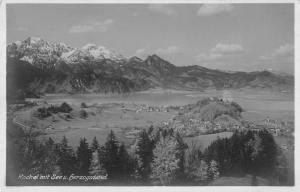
[25,98,46,105]
[170,115,291,137]
[162,115,244,136]
[135,104,169,113]
[243,117,292,137]
[263,117,293,136]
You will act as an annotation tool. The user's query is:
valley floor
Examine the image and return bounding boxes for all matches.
[17,88,293,146]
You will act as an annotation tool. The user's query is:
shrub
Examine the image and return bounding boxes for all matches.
[196,98,210,107]
[81,102,88,108]
[35,103,73,119]
[60,102,73,113]
[47,105,61,114]
[207,160,220,180]
[231,101,243,113]
[65,114,72,119]
[34,107,51,119]
[79,109,88,119]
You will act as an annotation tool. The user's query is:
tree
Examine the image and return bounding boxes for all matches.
[244,132,261,173]
[89,150,106,176]
[208,160,220,180]
[203,129,279,179]
[174,132,188,183]
[204,137,232,175]
[135,129,154,182]
[45,137,55,146]
[118,143,135,182]
[56,136,77,176]
[255,130,278,176]
[60,102,72,113]
[151,136,180,185]
[101,130,121,181]
[42,137,59,174]
[79,109,88,119]
[7,119,60,184]
[229,132,244,175]
[275,150,290,185]
[189,160,209,183]
[18,136,45,175]
[186,141,203,167]
[76,137,92,175]
[81,102,88,108]
[34,107,51,119]
[91,137,100,152]
[12,124,53,176]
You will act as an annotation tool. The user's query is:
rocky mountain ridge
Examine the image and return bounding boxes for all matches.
[7,37,294,103]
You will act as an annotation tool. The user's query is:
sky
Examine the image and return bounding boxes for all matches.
[7,4,294,74]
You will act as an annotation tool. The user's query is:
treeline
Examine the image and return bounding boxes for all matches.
[7,121,289,185]
[33,102,73,119]
[202,130,289,185]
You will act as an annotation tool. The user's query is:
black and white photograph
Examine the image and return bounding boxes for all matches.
[1,0,298,190]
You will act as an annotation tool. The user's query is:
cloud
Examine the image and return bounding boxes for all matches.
[259,44,294,62]
[156,46,181,55]
[195,43,243,62]
[69,19,114,34]
[135,48,146,55]
[211,43,243,54]
[148,4,177,16]
[195,53,223,62]
[69,25,94,33]
[273,44,294,57]
[197,4,235,16]
[134,48,148,58]
[256,44,294,74]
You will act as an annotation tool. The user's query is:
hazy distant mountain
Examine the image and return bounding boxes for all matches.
[7,37,294,102]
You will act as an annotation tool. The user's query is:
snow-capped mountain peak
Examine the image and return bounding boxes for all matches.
[80,43,127,62]
[7,37,127,65]
[82,43,98,50]
[14,41,22,47]
[29,37,42,43]
[7,37,73,65]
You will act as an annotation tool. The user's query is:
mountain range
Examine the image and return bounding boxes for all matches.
[7,37,294,103]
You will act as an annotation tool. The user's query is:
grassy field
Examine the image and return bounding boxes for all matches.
[15,102,176,147]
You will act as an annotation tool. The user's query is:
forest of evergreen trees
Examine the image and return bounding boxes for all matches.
[6,119,289,186]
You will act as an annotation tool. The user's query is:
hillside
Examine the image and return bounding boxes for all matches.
[171,97,244,136]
